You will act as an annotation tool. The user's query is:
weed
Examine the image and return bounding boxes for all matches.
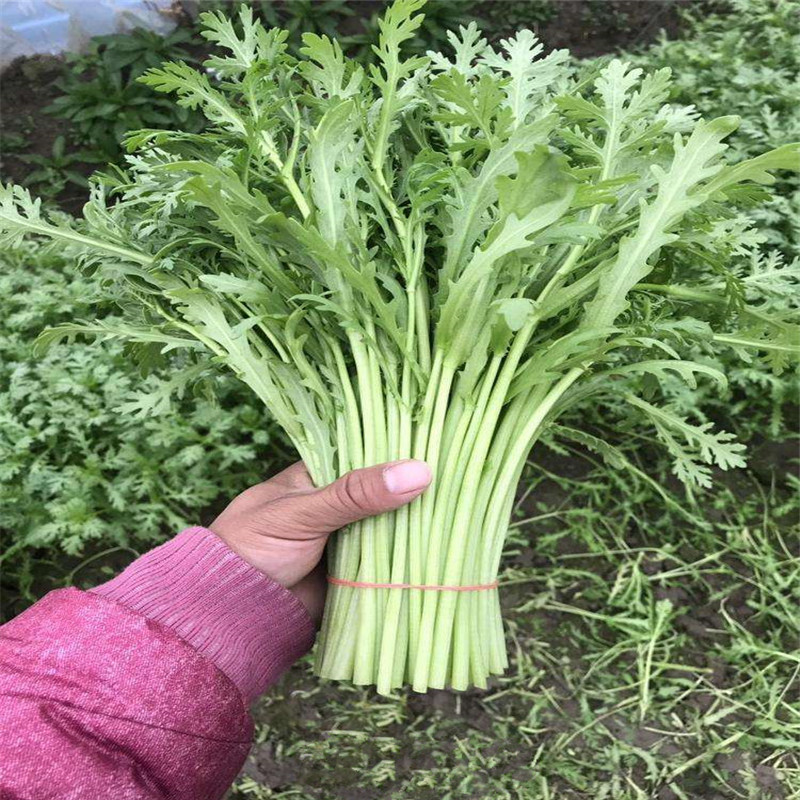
[46,27,203,160]
[20,135,101,199]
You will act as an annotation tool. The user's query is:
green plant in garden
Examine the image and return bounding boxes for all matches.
[70,25,197,79]
[0,130,30,186]
[254,0,355,45]
[236,0,480,64]
[46,27,203,160]
[350,0,480,59]
[19,135,102,199]
[624,0,800,441]
[1,0,798,694]
[245,0,479,58]
[0,242,276,602]
[0,131,28,158]
[629,0,800,258]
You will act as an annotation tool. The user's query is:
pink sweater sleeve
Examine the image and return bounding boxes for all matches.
[0,527,316,800]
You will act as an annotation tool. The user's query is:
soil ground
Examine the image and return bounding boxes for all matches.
[481,0,699,57]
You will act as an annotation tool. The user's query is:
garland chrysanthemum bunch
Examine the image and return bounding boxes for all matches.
[2,0,798,692]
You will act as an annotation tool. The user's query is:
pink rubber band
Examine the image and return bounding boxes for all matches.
[327,576,499,592]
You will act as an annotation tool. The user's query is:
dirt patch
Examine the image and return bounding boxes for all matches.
[0,55,94,216]
[479,0,708,58]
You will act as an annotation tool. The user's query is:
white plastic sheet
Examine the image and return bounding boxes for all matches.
[1,0,179,67]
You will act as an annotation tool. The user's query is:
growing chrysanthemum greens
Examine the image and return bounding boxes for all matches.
[1,0,798,693]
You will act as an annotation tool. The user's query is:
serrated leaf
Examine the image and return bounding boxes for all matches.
[438,147,576,362]
[431,71,509,140]
[200,7,261,76]
[427,22,488,77]
[586,116,740,327]
[481,30,570,128]
[33,321,202,357]
[300,33,364,99]
[139,62,247,135]
[607,359,727,390]
[704,143,800,196]
[627,394,747,487]
[308,99,359,245]
[440,116,557,287]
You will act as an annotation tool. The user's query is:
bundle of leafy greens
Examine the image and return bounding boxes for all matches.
[1,0,798,693]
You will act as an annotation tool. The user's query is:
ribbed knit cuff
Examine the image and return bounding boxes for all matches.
[91,527,316,703]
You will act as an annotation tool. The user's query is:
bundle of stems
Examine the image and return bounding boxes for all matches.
[1,0,797,693]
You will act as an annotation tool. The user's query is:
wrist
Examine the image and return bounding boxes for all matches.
[91,527,316,701]
[211,528,288,586]
[208,513,325,592]
[210,526,305,588]
[210,529,325,623]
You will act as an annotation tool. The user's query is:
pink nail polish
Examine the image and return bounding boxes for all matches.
[383,460,432,494]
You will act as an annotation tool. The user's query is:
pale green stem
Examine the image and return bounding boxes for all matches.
[406,351,449,672]
[262,132,312,219]
[418,320,539,689]
[7,220,154,266]
[349,332,379,684]
[316,342,366,678]
[377,288,417,693]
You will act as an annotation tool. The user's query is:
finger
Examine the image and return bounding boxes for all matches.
[273,459,432,536]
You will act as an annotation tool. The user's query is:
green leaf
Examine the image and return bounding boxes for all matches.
[439,116,557,286]
[585,116,740,328]
[606,359,728,390]
[299,33,364,99]
[481,30,570,128]
[431,71,509,142]
[0,184,153,266]
[488,297,537,354]
[114,362,210,417]
[714,323,800,375]
[494,147,575,221]
[496,297,536,332]
[33,321,202,357]
[703,142,800,196]
[200,6,263,76]
[139,62,247,135]
[427,22,489,77]
[438,147,576,362]
[549,424,699,521]
[626,394,747,488]
[556,61,673,181]
[368,0,429,178]
[308,99,360,245]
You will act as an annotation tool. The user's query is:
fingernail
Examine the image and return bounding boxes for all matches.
[383,460,432,495]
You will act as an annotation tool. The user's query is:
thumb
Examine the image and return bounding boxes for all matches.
[282,459,432,536]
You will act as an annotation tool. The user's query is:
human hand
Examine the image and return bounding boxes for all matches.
[210,460,432,622]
